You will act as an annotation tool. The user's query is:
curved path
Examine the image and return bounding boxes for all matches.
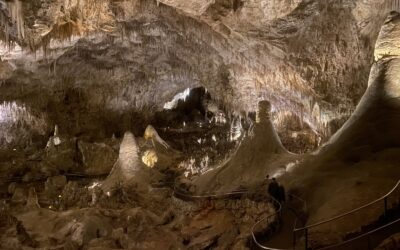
[261,207,298,249]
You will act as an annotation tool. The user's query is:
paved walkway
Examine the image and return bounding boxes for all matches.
[262,206,299,249]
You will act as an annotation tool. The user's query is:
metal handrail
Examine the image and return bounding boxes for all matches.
[172,182,258,200]
[291,179,400,249]
[318,217,400,250]
[290,194,308,213]
[172,183,285,249]
[251,195,284,250]
[251,193,308,250]
[294,180,400,232]
[0,172,108,183]
[251,179,400,250]
[289,194,308,249]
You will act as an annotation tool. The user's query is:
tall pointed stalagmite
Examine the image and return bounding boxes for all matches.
[315,11,400,162]
[282,13,400,244]
[101,131,147,195]
[193,100,292,194]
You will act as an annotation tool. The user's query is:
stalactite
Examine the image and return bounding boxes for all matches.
[6,0,24,39]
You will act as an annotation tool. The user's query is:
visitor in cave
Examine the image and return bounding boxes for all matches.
[268,178,280,202]
[277,184,286,204]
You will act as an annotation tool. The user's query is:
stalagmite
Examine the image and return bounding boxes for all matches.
[26,187,40,209]
[318,11,400,157]
[144,125,170,148]
[193,100,289,193]
[256,100,272,123]
[101,131,144,195]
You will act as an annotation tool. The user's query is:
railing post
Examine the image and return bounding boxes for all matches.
[367,234,371,250]
[384,197,388,219]
[304,228,308,250]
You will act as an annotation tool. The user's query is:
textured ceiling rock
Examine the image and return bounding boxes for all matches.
[159,0,302,22]
[0,0,399,139]
[158,0,215,16]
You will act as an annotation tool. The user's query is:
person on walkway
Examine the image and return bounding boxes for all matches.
[278,184,286,203]
[268,178,280,202]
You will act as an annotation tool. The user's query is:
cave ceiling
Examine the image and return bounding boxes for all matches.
[0,0,396,137]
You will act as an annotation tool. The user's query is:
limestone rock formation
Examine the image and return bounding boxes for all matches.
[141,149,158,168]
[193,100,293,193]
[375,233,400,250]
[318,11,400,160]
[101,131,152,195]
[282,11,400,247]
[42,136,78,173]
[141,125,183,173]
[78,140,117,175]
[375,11,400,61]
[144,125,170,149]
[11,187,26,204]
[26,187,40,209]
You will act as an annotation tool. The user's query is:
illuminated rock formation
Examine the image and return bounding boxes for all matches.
[101,131,150,195]
[282,11,400,246]
[193,100,292,193]
[319,11,400,159]
[144,125,170,149]
[142,149,158,168]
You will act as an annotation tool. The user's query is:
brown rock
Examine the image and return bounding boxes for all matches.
[78,141,117,175]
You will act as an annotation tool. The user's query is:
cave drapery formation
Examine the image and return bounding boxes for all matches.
[1,0,400,250]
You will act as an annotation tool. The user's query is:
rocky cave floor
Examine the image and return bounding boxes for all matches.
[0,177,274,250]
[0,110,277,250]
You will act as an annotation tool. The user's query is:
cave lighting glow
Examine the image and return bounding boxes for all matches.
[163,88,191,110]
